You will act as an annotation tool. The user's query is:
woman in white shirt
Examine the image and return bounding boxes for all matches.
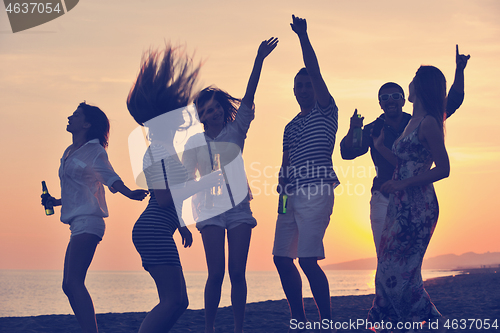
[42,102,148,333]
[182,37,278,333]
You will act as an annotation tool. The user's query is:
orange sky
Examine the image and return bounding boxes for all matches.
[1,0,499,272]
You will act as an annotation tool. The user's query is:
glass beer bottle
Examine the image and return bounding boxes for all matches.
[206,153,222,209]
[211,153,222,196]
[352,112,363,149]
[41,181,54,216]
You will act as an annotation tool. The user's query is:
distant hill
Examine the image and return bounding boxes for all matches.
[322,257,377,270]
[322,252,500,270]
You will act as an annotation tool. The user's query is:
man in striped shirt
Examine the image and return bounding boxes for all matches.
[273,15,339,331]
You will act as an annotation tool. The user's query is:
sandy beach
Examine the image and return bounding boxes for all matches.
[1,270,499,333]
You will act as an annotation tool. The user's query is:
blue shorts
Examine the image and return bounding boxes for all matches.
[69,215,106,241]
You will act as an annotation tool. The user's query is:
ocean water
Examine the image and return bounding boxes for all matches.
[0,269,459,317]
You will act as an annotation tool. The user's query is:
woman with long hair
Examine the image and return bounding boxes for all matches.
[182,37,278,333]
[41,102,148,333]
[369,66,450,332]
[127,46,221,333]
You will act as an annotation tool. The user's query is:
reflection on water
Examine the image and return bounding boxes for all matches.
[0,269,460,317]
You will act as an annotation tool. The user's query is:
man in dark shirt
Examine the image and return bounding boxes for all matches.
[340,45,470,253]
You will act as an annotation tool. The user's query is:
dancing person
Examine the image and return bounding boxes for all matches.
[182,37,278,333]
[367,66,452,332]
[272,15,339,332]
[41,102,148,333]
[127,46,222,333]
[340,45,470,253]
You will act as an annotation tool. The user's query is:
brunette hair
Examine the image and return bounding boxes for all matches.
[294,67,308,82]
[127,45,200,126]
[79,102,110,148]
[413,65,447,132]
[194,87,241,127]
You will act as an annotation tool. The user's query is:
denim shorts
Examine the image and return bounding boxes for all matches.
[69,215,106,240]
[196,199,257,231]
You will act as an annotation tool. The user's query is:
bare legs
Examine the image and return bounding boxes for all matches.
[228,224,252,333]
[273,256,307,323]
[62,233,101,333]
[201,226,225,333]
[201,224,252,333]
[138,265,189,333]
[274,256,333,332]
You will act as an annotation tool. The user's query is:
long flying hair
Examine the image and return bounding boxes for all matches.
[127,45,201,126]
[79,102,110,148]
[194,87,242,127]
[413,65,447,133]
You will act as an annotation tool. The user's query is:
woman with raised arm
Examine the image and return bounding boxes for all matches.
[369,66,451,332]
[182,37,278,333]
[41,102,148,333]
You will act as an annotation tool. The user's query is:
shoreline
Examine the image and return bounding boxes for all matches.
[1,271,499,332]
[1,269,455,318]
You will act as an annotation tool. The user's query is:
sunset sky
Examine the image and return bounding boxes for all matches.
[1,0,499,272]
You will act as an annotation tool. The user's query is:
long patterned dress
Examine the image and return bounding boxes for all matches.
[368,119,442,328]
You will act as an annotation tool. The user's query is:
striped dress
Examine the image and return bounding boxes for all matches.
[132,148,188,269]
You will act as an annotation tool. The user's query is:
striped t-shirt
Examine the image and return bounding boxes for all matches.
[283,97,340,191]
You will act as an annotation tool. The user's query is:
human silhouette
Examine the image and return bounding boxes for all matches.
[41,102,148,333]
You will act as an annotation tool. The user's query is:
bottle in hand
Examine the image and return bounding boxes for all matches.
[211,153,222,196]
[352,111,363,149]
[41,181,54,216]
[278,193,288,214]
[206,153,222,209]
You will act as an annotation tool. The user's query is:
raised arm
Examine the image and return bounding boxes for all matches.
[241,37,279,108]
[342,109,364,149]
[450,44,470,93]
[291,15,332,108]
[447,45,470,116]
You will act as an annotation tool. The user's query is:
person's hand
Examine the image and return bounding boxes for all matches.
[456,44,470,71]
[257,37,279,60]
[276,181,288,194]
[372,127,385,150]
[178,226,193,248]
[128,189,149,201]
[290,14,307,36]
[41,193,55,207]
[380,179,407,194]
[350,109,364,128]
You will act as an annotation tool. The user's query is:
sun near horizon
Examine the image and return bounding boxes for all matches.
[1,0,499,272]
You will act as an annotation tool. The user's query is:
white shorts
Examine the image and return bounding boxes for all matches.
[69,215,106,240]
[196,199,257,231]
[370,191,390,254]
[272,185,334,260]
